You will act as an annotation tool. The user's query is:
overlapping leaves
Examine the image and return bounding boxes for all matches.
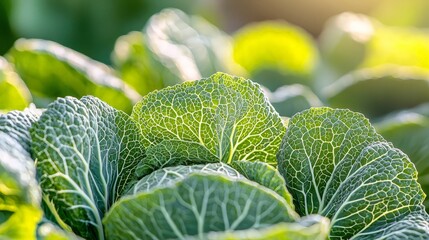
[31,96,145,239]
[132,72,286,175]
[278,108,429,239]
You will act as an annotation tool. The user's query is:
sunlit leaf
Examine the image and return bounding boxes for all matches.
[104,171,298,239]
[7,39,140,112]
[31,96,145,239]
[0,57,31,112]
[132,72,285,176]
[278,107,429,239]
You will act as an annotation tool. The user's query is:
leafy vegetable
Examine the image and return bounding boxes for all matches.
[135,140,217,177]
[230,160,294,208]
[132,72,286,174]
[7,39,140,112]
[0,56,31,112]
[375,103,429,209]
[104,167,298,240]
[0,106,42,153]
[31,96,146,239]
[278,107,428,239]
[0,132,42,239]
[324,66,429,118]
[129,163,242,194]
[233,21,318,89]
[186,215,329,240]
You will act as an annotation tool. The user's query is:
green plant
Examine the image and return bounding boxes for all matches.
[1,72,428,239]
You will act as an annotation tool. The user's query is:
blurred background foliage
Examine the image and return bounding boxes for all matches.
[2,0,429,209]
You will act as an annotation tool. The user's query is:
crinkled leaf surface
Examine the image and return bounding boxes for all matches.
[104,172,298,240]
[135,140,217,177]
[0,106,42,153]
[325,66,429,118]
[230,160,294,208]
[145,8,238,84]
[277,107,429,239]
[0,132,42,239]
[31,96,145,239]
[132,72,285,175]
[0,57,31,111]
[130,163,241,194]
[354,205,429,239]
[233,21,317,89]
[7,39,140,112]
[185,215,329,240]
[375,104,429,209]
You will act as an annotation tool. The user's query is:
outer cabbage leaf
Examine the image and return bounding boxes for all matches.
[375,103,429,209]
[132,72,285,174]
[31,96,145,239]
[353,205,429,239]
[230,160,294,208]
[0,132,42,239]
[129,163,242,195]
[7,39,140,112]
[325,66,429,118]
[186,215,329,240]
[135,140,217,177]
[0,106,42,153]
[104,172,298,240]
[0,57,31,111]
[277,107,429,239]
[233,21,318,89]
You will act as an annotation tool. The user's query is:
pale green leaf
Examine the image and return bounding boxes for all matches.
[375,103,429,209]
[0,57,31,111]
[186,215,330,240]
[230,160,294,208]
[129,163,242,195]
[31,96,145,239]
[277,107,428,239]
[104,173,298,240]
[0,106,42,153]
[135,140,217,177]
[7,39,140,112]
[132,72,285,175]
